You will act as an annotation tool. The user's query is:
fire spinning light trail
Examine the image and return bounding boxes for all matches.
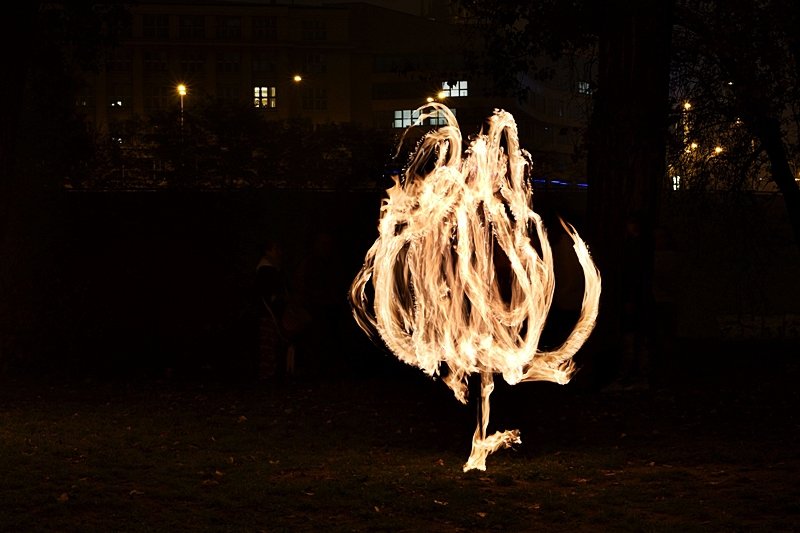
[350,104,601,471]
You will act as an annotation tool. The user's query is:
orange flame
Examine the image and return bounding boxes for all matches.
[350,104,601,471]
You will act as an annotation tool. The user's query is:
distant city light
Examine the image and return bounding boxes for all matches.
[683,101,692,110]
[714,146,723,154]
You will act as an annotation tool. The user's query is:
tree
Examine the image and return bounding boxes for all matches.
[458,0,674,386]
[670,0,800,246]
[88,99,397,192]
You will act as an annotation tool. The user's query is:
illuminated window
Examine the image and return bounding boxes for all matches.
[254,86,277,109]
[429,108,454,125]
[672,175,681,190]
[393,109,419,128]
[441,80,468,97]
[392,109,454,128]
[577,81,591,94]
[109,83,132,109]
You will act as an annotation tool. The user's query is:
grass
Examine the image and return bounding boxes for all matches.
[1,355,798,532]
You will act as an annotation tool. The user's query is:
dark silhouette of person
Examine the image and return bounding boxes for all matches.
[293,230,348,377]
[255,237,291,381]
[617,211,654,389]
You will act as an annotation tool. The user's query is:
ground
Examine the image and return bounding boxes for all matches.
[0,348,798,532]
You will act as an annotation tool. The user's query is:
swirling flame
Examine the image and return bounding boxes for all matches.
[350,104,601,471]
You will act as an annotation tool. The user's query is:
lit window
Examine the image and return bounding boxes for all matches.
[393,109,419,128]
[109,83,132,109]
[392,109,455,128]
[577,81,591,94]
[441,80,468,97]
[429,108,455,125]
[672,175,681,190]
[254,86,277,109]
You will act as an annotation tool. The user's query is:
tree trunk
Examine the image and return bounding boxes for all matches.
[583,0,673,387]
[752,116,800,247]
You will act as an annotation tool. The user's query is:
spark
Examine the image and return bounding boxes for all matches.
[350,104,601,471]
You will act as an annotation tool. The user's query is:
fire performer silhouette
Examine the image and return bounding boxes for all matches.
[350,104,601,471]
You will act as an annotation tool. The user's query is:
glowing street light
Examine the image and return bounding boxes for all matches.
[293,74,303,83]
[177,83,187,140]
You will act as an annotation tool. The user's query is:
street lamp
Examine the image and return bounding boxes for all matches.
[177,83,187,140]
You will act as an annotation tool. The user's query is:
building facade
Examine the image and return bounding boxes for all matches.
[79,1,592,186]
